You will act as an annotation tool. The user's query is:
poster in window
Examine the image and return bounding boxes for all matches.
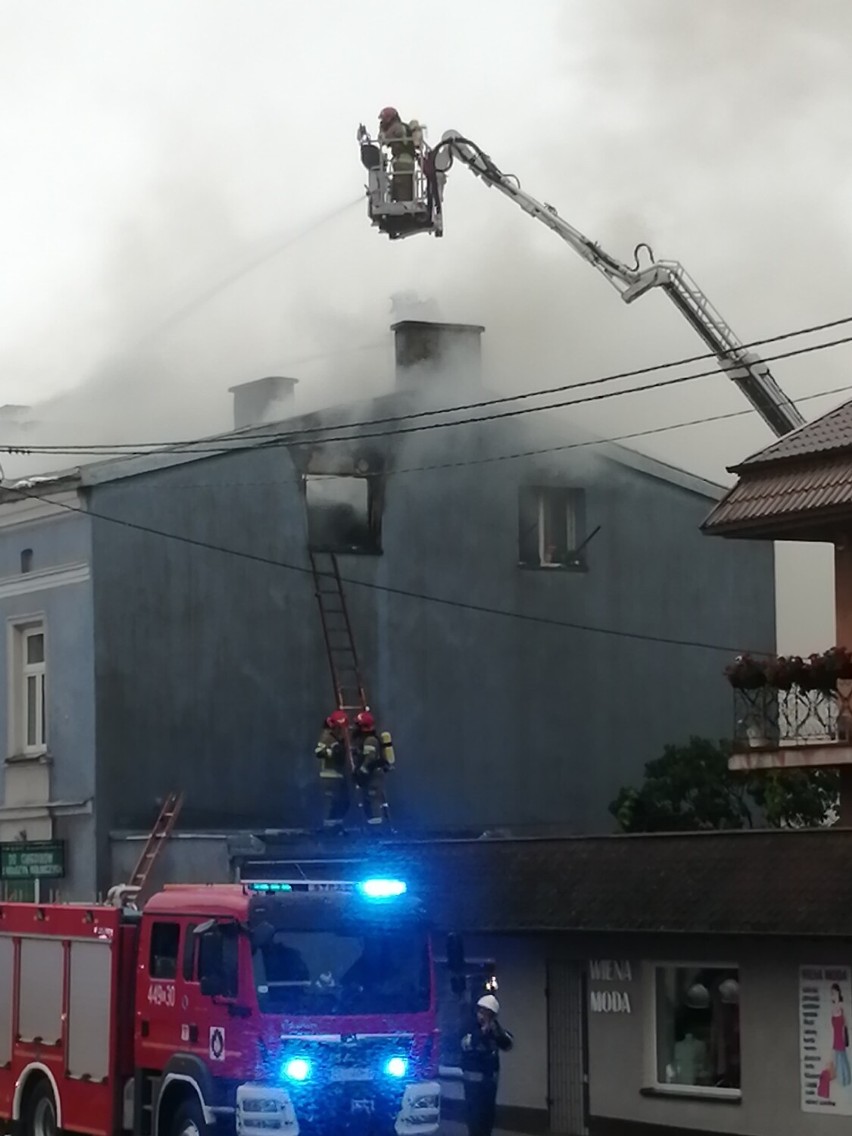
[800,966,852,1113]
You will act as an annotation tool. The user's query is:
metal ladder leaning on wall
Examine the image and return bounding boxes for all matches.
[127,790,185,900]
[309,551,369,775]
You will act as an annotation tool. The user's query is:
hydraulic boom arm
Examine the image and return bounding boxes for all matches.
[434,131,804,438]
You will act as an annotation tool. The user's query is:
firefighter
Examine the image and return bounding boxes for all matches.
[461,995,514,1136]
[351,709,394,828]
[377,106,416,202]
[315,710,350,830]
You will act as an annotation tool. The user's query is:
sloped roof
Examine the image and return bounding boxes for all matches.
[703,395,852,535]
[702,454,852,535]
[733,396,852,471]
[239,828,852,938]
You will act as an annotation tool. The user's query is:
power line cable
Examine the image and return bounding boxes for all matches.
[5,326,852,460]
[2,312,848,456]
[81,376,852,490]
[323,377,852,478]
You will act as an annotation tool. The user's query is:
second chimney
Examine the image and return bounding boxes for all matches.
[391,321,484,391]
[228,376,298,430]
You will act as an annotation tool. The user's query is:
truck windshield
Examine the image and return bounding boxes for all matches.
[251,929,430,1016]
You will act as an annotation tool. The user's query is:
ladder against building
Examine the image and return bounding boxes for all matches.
[126,790,185,900]
[309,551,369,770]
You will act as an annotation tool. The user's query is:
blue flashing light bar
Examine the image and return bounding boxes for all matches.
[357,878,408,900]
[385,1056,408,1079]
[283,1057,312,1082]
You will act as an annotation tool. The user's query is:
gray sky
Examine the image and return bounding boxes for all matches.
[1,0,848,650]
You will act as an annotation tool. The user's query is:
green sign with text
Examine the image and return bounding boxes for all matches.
[0,841,65,880]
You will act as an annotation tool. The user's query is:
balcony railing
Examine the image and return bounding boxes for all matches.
[733,685,852,751]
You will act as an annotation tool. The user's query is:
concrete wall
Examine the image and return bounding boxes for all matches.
[86,401,775,861]
[0,506,96,898]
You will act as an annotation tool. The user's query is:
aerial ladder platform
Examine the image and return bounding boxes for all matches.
[358,124,805,440]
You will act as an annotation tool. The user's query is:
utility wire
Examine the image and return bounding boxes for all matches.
[80,376,852,489]
[2,481,769,657]
[4,325,852,460]
[0,312,847,456]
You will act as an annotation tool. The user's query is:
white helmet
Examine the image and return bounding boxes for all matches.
[477,994,500,1015]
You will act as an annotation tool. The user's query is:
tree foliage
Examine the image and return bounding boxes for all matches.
[610,736,838,833]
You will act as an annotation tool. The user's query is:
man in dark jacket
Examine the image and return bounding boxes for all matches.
[461,995,514,1136]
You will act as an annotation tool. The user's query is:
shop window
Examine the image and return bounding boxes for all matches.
[654,965,741,1094]
[305,475,382,554]
[149,922,180,980]
[518,486,586,569]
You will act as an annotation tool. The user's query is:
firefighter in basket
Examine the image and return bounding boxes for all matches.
[377,106,417,202]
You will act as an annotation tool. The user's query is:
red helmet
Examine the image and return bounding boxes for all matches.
[379,106,399,125]
[355,710,375,731]
[326,710,349,730]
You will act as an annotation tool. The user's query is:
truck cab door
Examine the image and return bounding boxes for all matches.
[137,919,183,1059]
[182,921,246,1069]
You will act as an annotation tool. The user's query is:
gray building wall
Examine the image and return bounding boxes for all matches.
[0,505,96,899]
[86,394,775,874]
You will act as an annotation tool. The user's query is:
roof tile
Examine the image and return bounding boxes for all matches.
[737,397,852,470]
[702,454,852,531]
[251,829,852,938]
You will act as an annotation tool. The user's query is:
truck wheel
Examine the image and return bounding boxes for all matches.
[23,1079,58,1136]
[171,1096,208,1136]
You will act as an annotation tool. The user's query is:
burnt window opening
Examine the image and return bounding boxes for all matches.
[519,486,587,569]
[304,474,382,554]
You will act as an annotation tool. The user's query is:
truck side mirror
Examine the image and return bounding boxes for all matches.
[447,932,465,974]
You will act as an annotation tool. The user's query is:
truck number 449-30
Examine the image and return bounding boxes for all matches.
[147,982,176,1007]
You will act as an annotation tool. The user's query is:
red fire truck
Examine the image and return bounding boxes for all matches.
[0,874,452,1136]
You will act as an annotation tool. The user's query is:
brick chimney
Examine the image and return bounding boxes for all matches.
[228,376,298,429]
[391,321,484,391]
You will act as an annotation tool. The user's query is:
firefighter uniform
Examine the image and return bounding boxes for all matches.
[461,997,514,1136]
[315,720,349,829]
[378,108,416,202]
[352,719,394,827]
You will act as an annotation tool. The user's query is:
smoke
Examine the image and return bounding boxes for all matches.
[1,0,846,648]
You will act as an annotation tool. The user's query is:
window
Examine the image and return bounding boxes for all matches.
[8,620,47,757]
[198,926,239,999]
[251,929,429,1016]
[149,922,180,980]
[518,487,586,569]
[653,965,740,1094]
[305,475,382,553]
[183,922,199,981]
